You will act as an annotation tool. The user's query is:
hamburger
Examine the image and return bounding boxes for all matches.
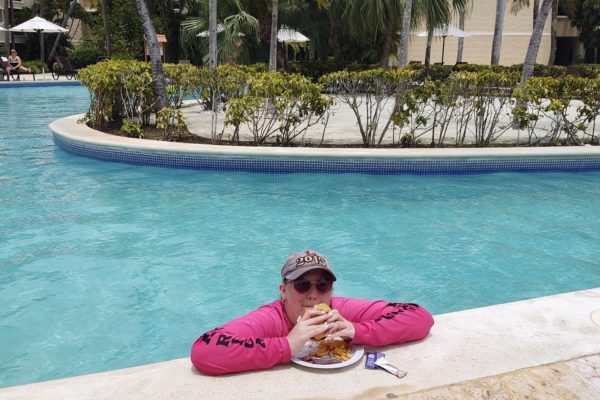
[304,303,351,362]
[305,303,331,341]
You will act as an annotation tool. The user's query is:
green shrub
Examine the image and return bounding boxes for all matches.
[78,60,154,128]
[509,63,567,78]
[163,63,202,107]
[69,45,104,69]
[225,71,332,145]
[568,64,600,78]
[120,119,144,138]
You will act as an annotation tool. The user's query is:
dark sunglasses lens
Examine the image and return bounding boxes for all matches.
[293,279,312,293]
[316,279,332,293]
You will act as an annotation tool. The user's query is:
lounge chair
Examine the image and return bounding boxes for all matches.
[52,56,78,80]
[1,56,18,81]
[1,57,36,81]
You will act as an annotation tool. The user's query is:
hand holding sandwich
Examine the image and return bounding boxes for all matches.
[286,308,332,355]
[286,305,356,356]
[323,309,355,341]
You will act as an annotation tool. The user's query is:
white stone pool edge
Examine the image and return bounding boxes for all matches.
[2,288,599,400]
[49,114,600,160]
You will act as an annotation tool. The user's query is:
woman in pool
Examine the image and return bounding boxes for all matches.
[7,49,32,74]
[191,250,434,375]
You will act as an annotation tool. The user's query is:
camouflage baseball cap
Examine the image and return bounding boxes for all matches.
[281,250,337,281]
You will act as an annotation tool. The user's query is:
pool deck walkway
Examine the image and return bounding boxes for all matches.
[2,288,599,400]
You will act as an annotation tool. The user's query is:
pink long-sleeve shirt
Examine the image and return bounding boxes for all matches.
[191,297,434,375]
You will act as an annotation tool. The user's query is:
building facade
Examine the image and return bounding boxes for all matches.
[403,0,583,66]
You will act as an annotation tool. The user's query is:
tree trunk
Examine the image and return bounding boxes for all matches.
[379,11,397,68]
[47,0,77,66]
[424,26,433,67]
[208,0,217,70]
[521,0,553,82]
[269,0,278,72]
[101,0,112,57]
[3,0,10,52]
[533,0,539,29]
[398,0,413,67]
[39,0,45,67]
[330,11,343,67]
[134,0,167,109]
[457,10,465,63]
[548,0,558,65]
[491,0,506,65]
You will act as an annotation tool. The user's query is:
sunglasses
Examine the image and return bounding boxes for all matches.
[289,277,333,294]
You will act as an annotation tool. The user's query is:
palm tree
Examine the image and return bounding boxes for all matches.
[521,0,553,82]
[209,0,217,70]
[47,0,78,65]
[456,7,466,62]
[491,0,507,64]
[3,0,10,51]
[134,0,167,109]
[415,0,469,66]
[512,0,580,65]
[180,0,260,65]
[101,0,112,57]
[511,0,540,27]
[269,0,278,71]
[342,0,404,68]
[398,0,414,67]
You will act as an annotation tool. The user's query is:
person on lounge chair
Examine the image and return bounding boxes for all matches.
[7,49,32,74]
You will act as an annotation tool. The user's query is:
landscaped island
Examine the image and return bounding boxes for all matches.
[77,60,600,148]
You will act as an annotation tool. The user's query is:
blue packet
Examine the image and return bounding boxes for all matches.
[365,351,385,369]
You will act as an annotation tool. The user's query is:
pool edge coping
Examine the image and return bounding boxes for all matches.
[49,114,600,160]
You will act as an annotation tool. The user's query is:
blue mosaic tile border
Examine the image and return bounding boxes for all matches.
[53,133,600,175]
[0,81,81,89]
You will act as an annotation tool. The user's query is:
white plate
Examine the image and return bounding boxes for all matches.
[291,342,365,370]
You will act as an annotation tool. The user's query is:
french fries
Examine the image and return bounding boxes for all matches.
[309,338,351,361]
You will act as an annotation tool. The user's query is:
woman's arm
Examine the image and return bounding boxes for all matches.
[333,297,434,346]
[190,302,292,375]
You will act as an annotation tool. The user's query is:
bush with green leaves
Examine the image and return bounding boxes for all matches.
[163,63,202,108]
[508,63,567,78]
[78,60,155,128]
[513,76,600,145]
[320,68,417,147]
[69,44,104,69]
[568,64,600,79]
[156,107,186,140]
[225,71,332,145]
[120,119,144,138]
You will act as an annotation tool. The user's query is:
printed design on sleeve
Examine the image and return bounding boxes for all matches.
[374,303,420,323]
[198,327,266,349]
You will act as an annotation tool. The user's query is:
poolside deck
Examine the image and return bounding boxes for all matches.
[2,288,599,399]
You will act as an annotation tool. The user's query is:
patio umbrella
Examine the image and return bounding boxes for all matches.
[197,24,225,38]
[277,26,309,43]
[277,26,309,64]
[10,16,68,74]
[417,25,471,65]
[0,26,6,31]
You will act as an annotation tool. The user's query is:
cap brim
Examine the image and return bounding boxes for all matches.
[285,266,337,281]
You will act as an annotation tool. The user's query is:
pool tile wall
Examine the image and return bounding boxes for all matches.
[54,134,600,175]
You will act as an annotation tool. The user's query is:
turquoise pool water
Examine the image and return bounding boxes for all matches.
[1,85,600,388]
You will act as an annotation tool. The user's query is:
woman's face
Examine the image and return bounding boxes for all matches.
[279,270,334,325]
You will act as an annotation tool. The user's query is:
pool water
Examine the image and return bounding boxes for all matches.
[1,85,600,388]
